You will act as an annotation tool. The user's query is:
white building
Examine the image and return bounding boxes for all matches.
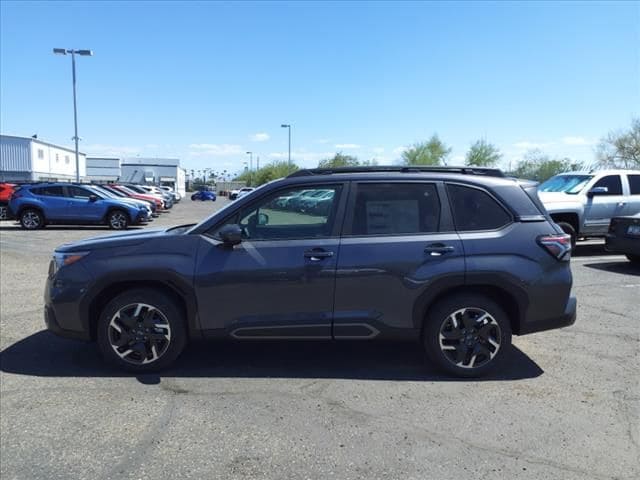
[0,134,86,181]
[86,157,121,182]
[120,157,186,198]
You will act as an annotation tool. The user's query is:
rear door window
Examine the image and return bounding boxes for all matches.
[628,175,640,195]
[32,186,65,197]
[349,183,441,235]
[447,184,512,231]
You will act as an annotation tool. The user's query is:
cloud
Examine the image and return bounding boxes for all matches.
[250,132,270,142]
[561,136,595,146]
[188,143,244,157]
[392,146,408,155]
[372,147,385,154]
[335,143,361,149]
[84,144,142,156]
[451,155,465,164]
[315,138,331,144]
[268,150,334,167]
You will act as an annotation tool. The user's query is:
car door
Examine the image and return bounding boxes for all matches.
[333,181,465,339]
[64,186,104,221]
[31,186,67,220]
[582,174,627,235]
[194,183,347,338]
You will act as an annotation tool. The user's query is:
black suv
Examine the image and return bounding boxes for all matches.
[45,167,576,377]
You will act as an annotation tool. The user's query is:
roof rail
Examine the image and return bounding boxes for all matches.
[287,165,505,178]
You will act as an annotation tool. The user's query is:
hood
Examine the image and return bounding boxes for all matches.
[55,228,169,252]
[537,191,581,203]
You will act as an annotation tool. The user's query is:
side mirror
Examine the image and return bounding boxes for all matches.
[218,224,243,247]
[258,213,269,225]
[89,195,98,202]
[588,186,608,197]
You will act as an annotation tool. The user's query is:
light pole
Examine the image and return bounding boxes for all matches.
[53,48,93,182]
[281,124,291,166]
[246,151,253,186]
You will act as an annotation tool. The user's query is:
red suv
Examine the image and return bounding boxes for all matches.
[0,182,17,220]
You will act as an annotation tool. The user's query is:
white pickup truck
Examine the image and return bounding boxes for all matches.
[538,169,640,246]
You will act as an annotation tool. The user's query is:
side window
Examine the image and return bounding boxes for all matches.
[67,186,92,199]
[32,186,64,197]
[592,175,623,195]
[350,183,440,235]
[37,149,44,159]
[447,184,511,231]
[211,185,342,241]
[628,175,640,195]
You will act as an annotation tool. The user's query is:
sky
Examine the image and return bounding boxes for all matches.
[1,0,639,176]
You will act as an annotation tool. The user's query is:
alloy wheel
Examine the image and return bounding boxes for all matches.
[438,307,501,369]
[22,211,41,229]
[108,303,171,365]
[109,211,127,229]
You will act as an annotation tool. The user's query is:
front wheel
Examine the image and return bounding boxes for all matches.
[96,288,187,372]
[423,294,512,377]
[626,254,640,264]
[107,210,129,230]
[191,194,198,201]
[20,209,44,230]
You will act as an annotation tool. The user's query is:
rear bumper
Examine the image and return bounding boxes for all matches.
[519,296,577,335]
[605,234,640,256]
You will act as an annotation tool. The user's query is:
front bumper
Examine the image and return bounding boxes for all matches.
[519,296,577,335]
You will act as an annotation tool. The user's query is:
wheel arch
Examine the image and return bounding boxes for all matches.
[415,283,525,337]
[550,212,580,234]
[16,203,46,220]
[86,279,200,341]
[103,206,133,224]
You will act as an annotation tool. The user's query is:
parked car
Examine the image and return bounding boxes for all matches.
[45,166,576,377]
[97,185,160,217]
[538,169,640,246]
[0,182,17,220]
[191,190,217,201]
[229,187,254,200]
[89,185,154,220]
[160,185,181,202]
[605,213,640,263]
[299,189,334,213]
[109,185,165,211]
[284,189,319,211]
[130,184,174,209]
[8,183,150,230]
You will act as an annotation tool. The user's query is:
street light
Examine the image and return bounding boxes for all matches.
[281,124,291,166]
[246,151,253,186]
[53,48,93,182]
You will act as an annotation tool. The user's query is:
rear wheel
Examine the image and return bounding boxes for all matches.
[96,288,187,372]
[19,209,44,230]
[423,294,512,377]
[556,222,577,249]
[626,254,640,264]
[107,209,129,230]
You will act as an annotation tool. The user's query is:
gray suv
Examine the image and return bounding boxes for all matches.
[44,166,576,377]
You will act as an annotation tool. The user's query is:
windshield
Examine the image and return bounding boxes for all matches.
[90,186,118,198]
[539,175,593,194]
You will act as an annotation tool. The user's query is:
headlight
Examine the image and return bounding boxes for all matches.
[52,251,89,274]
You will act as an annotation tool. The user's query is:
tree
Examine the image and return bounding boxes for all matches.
[597,118,640,169]
[512,150,583,182]
[466,139,502,167]
[401,134,451,166]
[318,152,360,168]
[234,161,299,186]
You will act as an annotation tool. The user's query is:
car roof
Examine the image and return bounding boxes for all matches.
[554,169,640,176]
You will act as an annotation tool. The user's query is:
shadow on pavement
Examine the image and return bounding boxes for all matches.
[1,330,544,383]
[572,241,613,257]
[0,225,145,231]
[583,260,640,276]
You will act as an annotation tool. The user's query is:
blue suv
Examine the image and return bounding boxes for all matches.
[9,183,150,230]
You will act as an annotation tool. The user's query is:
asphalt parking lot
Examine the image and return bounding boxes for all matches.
[0,198,638,480]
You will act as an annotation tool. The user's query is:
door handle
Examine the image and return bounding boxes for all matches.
[304,249,334,261]
[424,243,455,256]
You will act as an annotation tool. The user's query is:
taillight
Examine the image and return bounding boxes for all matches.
[538,233,572,261]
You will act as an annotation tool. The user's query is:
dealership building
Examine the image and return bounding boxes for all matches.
[0,134,86,181]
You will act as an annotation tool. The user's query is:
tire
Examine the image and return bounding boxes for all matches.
[423,293,512,378]
[626,254,640,264]
[19,208,44,230]
[556,222,577,249]
[191,194,197,201]
[107,209,129,230]
[96,288,187,372]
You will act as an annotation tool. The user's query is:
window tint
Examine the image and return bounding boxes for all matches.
[67,186,93,199]
[592,175,622,195]
[32,186,64,197]
[212,185,342,241]
[447,184,511,231]
[628,175,640,195]
[351,183,440,235]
